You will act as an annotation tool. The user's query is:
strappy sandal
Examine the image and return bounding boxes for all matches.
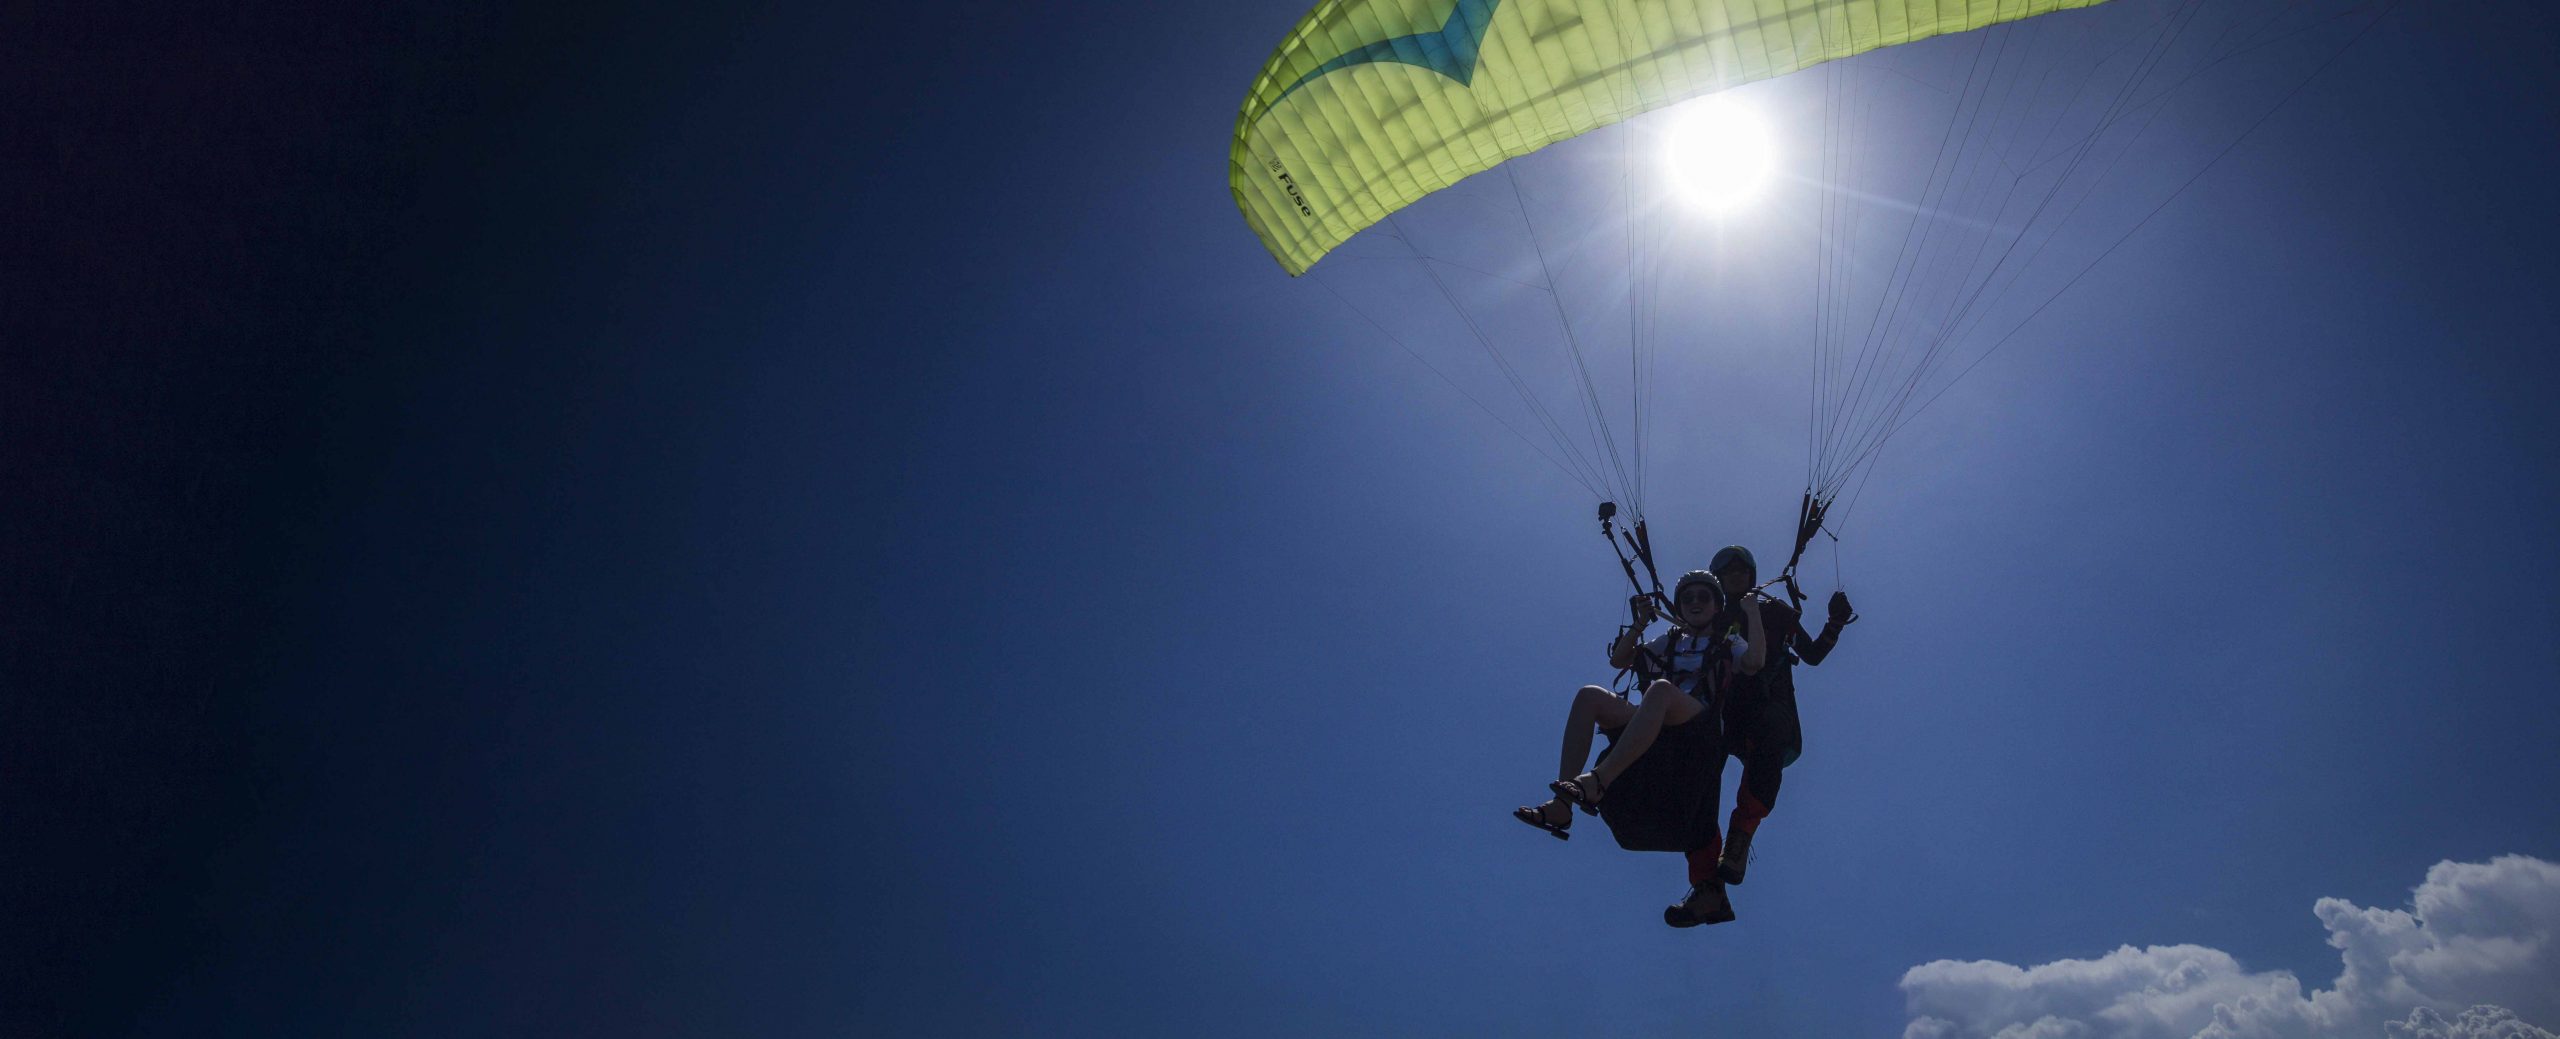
[1549,773,1608,815]
[1512,801,1572,840]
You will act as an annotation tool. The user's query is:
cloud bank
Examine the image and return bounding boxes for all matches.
[1900,855,2560,1039]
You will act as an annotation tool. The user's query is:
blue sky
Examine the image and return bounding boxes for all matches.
[11,1,2560,1035]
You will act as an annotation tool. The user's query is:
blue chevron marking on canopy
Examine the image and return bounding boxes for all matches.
[1273,0,1506,106]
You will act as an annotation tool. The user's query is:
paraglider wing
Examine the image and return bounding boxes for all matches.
[1231,0,2109,276]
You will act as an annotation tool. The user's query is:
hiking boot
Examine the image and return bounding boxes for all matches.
[1663,883,1736,928]
[1717,829,1753,886]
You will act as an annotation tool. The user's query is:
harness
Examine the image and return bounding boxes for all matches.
[1610,623,1664,696]
[1614,626,1727,704]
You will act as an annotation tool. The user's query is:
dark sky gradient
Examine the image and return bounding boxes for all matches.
[11,1,2560,1035]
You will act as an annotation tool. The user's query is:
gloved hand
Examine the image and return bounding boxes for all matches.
[1827,590,1855,625]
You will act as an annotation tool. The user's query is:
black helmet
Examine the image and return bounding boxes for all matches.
[1709,545,1756,577]
[1672,570,1723,611]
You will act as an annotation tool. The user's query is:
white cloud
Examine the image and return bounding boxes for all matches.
[2382,1006,2555,1039]
[1900,856,2560,1039]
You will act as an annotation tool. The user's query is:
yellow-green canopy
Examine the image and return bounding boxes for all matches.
[1231,0,2107,275]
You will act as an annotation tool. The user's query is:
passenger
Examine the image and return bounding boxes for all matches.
[1514,570,1764,926]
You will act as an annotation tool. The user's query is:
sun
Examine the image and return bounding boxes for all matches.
[1660,97,1777,214]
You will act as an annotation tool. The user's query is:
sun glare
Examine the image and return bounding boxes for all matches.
[1660,98,1776,214]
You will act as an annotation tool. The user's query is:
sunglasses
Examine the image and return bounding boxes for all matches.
[1677,590,1719,606]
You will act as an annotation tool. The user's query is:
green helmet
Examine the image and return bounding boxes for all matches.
[1709,545,1756,578]
[1672,570,1723,611]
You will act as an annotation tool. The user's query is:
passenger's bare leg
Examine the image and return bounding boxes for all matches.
[1559,685,1636,782]
[1531,685,1635,825]
[1586,679,1703,792]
